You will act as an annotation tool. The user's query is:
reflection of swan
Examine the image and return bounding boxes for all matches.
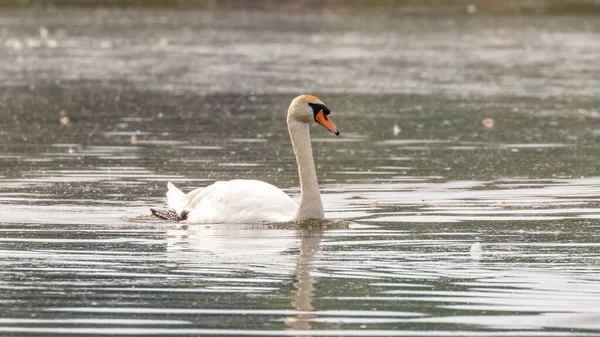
[166,224,298,265]
[152,95,340,223]
[166,223,324,332]
[287,228,323,331]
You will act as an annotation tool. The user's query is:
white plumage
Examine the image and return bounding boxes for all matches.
[153,94,340,224]
[168,180,298,223]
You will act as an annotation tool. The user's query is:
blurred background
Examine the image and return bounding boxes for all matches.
[2,0,600,14]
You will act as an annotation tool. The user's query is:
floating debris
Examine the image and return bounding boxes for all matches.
[393,124,401,136]
[59,115,70,126]
[467,4,477,14]
[481,118,495,129]
[470,242,482,260]
[39,27,49,39]
[131,135,138,145]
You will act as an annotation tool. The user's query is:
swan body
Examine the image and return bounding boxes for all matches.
[167,180,298,223]
[152,94,340,224]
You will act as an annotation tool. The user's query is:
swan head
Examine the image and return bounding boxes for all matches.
[288,94,340,136]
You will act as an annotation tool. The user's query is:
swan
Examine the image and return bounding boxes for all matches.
[151,94,339,223]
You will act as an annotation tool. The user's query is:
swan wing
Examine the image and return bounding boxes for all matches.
[168,180,298,224]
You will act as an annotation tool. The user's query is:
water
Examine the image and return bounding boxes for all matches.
[1,4,600,336]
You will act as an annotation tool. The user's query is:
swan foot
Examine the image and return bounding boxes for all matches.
[150,208,188,222]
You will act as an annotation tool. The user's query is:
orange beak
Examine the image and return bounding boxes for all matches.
[315,110,340,136]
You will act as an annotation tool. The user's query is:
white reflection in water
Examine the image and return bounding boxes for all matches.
[165,224,325,331]
[319,177,600,223]
[166,225,298,264]
[415,313,600,330]
[0,212,597,334]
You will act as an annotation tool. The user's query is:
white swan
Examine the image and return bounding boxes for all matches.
[151,94,339,223]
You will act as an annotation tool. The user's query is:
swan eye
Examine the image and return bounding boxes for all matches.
[308,102,331,121]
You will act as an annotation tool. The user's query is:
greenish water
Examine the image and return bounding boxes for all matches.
[1,6,600,336]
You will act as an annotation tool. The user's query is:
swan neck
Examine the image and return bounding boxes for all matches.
[288,119,324,220]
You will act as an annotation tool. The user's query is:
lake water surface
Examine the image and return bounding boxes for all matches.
[1,5,600,336]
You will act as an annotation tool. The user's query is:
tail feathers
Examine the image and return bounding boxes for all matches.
[166,181,186,213]
[153,182,188,221]
[151,208,187,221]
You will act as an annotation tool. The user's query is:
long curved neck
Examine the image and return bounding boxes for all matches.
[287,119,324,221]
